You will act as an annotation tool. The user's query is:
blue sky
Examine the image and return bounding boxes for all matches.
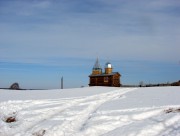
[0,0,180,89]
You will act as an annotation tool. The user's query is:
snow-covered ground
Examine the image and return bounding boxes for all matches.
[0,87,179,136]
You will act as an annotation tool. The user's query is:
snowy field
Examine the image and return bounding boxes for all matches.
[0,86,180,136]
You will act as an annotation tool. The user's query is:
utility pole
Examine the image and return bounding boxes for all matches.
[61,76,63,89]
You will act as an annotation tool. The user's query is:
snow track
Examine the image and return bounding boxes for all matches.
[0,87,180,136]
[0,88,134,136]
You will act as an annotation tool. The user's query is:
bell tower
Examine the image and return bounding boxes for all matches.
[105,62,113,74]
[92,58,102,75]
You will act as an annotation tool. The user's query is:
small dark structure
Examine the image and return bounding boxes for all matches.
[89,58,121,87]
[10,83,20,90]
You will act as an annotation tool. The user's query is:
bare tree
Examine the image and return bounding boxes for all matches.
[10,83,20,90]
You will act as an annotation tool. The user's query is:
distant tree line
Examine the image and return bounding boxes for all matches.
[122,80,180,87]
[144,80,180,87]
[171,80,180,86]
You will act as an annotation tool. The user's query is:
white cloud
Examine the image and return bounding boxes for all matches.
[0,0,180,65]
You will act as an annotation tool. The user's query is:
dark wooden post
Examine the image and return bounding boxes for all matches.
[61,76,63,89]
